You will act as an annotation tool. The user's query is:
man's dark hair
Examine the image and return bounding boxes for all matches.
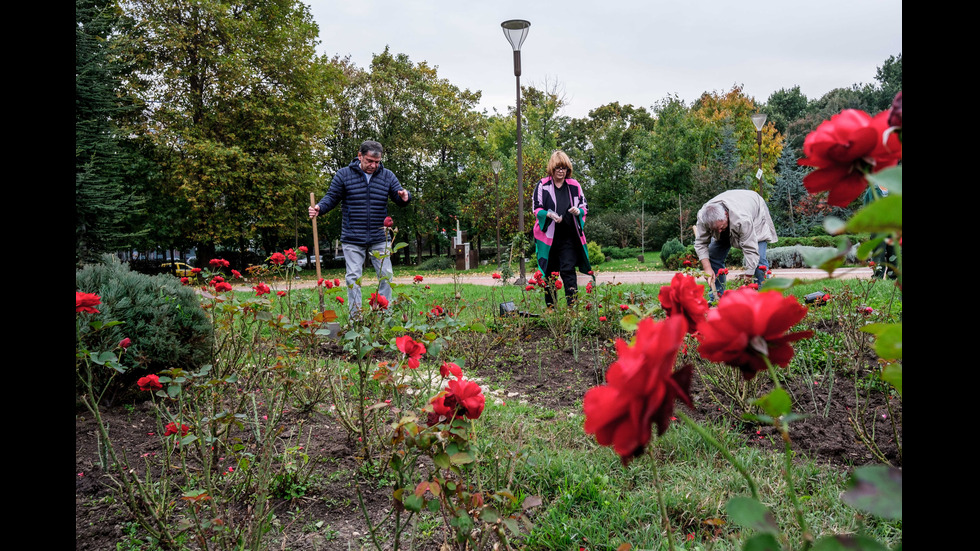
[359,140,384,157]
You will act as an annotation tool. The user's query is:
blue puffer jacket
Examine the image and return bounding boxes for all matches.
[315,159,410,246]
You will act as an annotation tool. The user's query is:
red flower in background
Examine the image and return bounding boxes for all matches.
[369,293,389,310]
[697,288,813,380]
[253,283,271,296]
[269,252,286,266]
[413,275,424,283]
[298,246,308,254]
[396,335,426,369]
[181,277,190,285]
[584,316,693,464]
[191,268,202,274]
[440,361,462,379]
[619,304,629,311]
[384,216,394,228]
[336,296,344,304]
[276,290,286,297]
[214,282,233,293]
[137,374,163,391]
[717,268,729,276]
[164,422,190,437]
[599,316,607,321]
[118,337,131,349]
[888,91,902,128]
[334,278,341,287]
[231,270,242,279]
[658,273,709,333]
[492,272,502,280]
[798,109,902,207]
[428,378,485,425]
[76,292,101,314]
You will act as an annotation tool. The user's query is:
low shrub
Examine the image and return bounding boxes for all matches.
[767,245,860,268]
[659,239,684,266]
[603,246,643,260]
[416,255,456,271]
[586,241,605,265]
[76,256,213,400]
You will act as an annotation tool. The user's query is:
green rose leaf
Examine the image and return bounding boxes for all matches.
[846,195,902,234]
[861,323,902,360]
[726,496,779,534]
[841,465,902,520]
[742,533,783,551]
[881,363,902,396]
[811,535,890,551]
[866,166,902,195]
[402,494,423,512]
[753,388,792,418]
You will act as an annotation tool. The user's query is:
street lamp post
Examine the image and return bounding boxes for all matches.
[491,160,502,267]
[501,19,530,285]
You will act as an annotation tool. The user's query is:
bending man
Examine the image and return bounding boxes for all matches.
[694,189,777,301]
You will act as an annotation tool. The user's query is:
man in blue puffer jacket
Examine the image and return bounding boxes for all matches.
[309,140,411,317]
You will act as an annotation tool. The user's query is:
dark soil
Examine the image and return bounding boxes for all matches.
[76,327,901,550]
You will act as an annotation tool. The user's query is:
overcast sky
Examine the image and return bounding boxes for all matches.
[306,0,902,119]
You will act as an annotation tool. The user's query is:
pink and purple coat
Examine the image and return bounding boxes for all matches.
[532,177,593,276]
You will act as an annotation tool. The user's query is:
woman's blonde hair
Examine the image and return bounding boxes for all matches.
[547,150,573,178]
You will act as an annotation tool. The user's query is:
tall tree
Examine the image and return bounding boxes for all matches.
[764,85,808,137]
[121,0,336,258]
[76,0,146,263]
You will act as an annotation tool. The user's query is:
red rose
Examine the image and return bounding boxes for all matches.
[414,275,424,283]
[334,278,341,287]
[384,216,394,228]
[525,285,535,291]
[683,260,692,267]
[555,280,563,290]
[492,272,502,280]
[336,296,344,304]
[276,290,286,297]
[231,270,242,279]
[658,273,709,333]
[620,304,628,311]
[798,109,902,207]
[118,337,131,349]
[192,267,202,273]
[428,378,485,425]
[211,276,224,284]
[586,281,593,294]
[599,316,607,321]
[717,268,729,276]
[269,252,286,266]
[164,422,190,437]
[298,246,308,254]
[76,292,101,314]
[396,335,426,369]
[137,374,163,391]
[253,283,271,296]
[888,91,902,128]
[696,288,813,380]
[440,361,462,379]
[430,305,444,317]
[216,282,233,293]
[584,316,693,464]
[285,249,297,262]
[369,293,389,310]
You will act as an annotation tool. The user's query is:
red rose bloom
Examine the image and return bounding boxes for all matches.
[298,246,308,254]
[231,270,242,278]
[525,285,535,291]
[180,277,190,285]
[599,316,607,321]
[697,287,813,380]
[383,216,394,228]
[76,292,101,314]
[396,335,426,369]
[658,273,709,333]
[137,374,163,391]
[269,252,286,266]
[285,249,297,262]
[717,268,729,276]
[586,281,593,293]
[555,280,563,290]
[164,422,190,437]
[277,290,286,297]
[334,278,341,287]
[440,361,462,379]
[336,296,344,304]
[414,275,424,283]
[798,109,903,207]
[369,293,389,310]
[888,91,902,128]
[584,316,693,464]
[492,272,502,280]
[215,282,233,293]
[253,283,271,296]
[428,378,485,425]
[119,337,131,349]
[620,304,629,311]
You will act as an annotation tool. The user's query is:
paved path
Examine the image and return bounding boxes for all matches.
[253,267,873,291]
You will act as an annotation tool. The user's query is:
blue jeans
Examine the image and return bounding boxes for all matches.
[708,239,768,301]
[342,241,393,315]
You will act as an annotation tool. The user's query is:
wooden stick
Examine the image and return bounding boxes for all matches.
[310,192,325,312]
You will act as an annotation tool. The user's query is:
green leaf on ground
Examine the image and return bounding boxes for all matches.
[726,496,779,534]
[841,465,902,520]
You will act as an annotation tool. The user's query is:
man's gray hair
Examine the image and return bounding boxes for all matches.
[360,140,384,157]
[703,203,727,226]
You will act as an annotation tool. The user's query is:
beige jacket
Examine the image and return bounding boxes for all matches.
[694,190,778,274]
